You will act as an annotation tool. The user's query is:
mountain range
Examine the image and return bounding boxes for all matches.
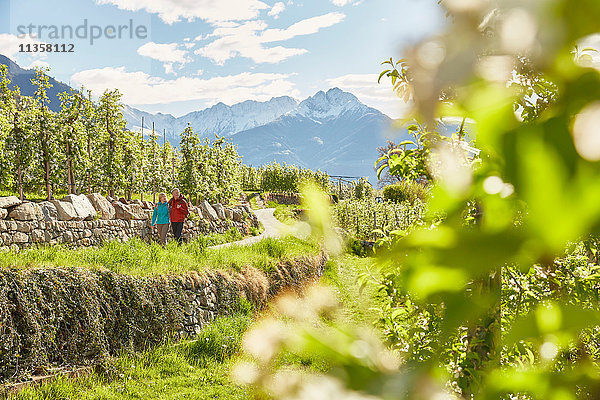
[0,55,409,180]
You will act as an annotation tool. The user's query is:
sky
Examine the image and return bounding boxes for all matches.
[0,0,446,117]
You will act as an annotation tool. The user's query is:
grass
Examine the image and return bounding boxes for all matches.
[0,235,320,276]
[9,313,253,400]
[0,243,378,399]
[266,201,301,225]
[0,190,53,201]
[322,254,383,326]
[245,192,261,210]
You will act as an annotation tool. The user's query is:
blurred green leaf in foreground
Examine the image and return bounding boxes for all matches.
[233,0,600,398]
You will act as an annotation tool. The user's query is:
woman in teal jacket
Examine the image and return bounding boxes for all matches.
[151,192,171,246]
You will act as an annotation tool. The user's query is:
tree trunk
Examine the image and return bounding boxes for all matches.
[87,129,92,194]
[45,159,52,200]
[17,163,23,201]
[66,142,73,194]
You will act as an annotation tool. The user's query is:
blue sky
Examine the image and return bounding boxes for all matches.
[0,0,445,117]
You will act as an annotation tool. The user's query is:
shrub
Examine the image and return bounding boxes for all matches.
[383,181,427,204]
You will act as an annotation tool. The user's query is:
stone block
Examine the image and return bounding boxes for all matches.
[51,200,80,221]
[13,232,29,243]
[232,209,243,222]
[86,193,115,220]
[39,201,59,221]
[0,196,21,209]
[63,194,96,221]
[199,200,219,221]
[8,202,43,221]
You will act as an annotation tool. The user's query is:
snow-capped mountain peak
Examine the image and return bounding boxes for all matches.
[171,95,299,137]
[290,87,366,120]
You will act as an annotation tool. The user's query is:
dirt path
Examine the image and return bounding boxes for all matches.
[210,208,288,249]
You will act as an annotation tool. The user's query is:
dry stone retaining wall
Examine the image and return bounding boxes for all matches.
[0,253,327,380]
[0,194,259,251]
[262,192,302,205]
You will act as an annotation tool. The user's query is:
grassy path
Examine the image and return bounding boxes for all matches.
[323,254,382,326]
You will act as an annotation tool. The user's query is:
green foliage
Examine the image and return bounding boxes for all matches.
[31,67,59,200]
[382,181,428,204]
[268,201,301,225]
[179,127,242,204]
[236,1,600,399]
[241,164,261,191]
[333,198,424,240]
[0,72,240,203]
[252,162,329,194]
[328,177,375,201]
[250,237,286,259]
[96,89,131,197]
[352,177,374,199]
[0,66,35,199]
[346,237,372,258]
[375,123,435,183]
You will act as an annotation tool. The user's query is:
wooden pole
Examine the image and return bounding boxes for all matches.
[152,122,156,203]
[140,116,144,202]
[163,129,167,191]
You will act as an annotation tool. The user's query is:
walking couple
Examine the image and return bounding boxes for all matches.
[151,188,189,245]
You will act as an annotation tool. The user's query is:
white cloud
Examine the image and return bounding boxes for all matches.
[311,136,324,145]
[26,60,51,69]
[137,42,190,75]
[261,12,345,42]
[71,66,300,106]
[331,0,355,5]
[0,34,47,60]
[196,12,345,64]
[327,73,412,118]
[96,0,269,24]
[268,2,286,19]
[137,42,187,63]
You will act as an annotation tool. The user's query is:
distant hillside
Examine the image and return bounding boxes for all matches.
[0,55,72,112]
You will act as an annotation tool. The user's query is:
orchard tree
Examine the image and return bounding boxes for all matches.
[79,89,100,193]
[120,128,137,200]
[58,90,85,194]
[97,89,127,197]
[131,132,149,200]
[31,68,58,200]
[1,66,35,200]
[179,124,201,202]
[0,65,12,190]
[149,125,160,202]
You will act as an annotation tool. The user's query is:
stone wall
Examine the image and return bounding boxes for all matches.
[262,192,302,205]
[0,194,259,251]
[0,253,327,380]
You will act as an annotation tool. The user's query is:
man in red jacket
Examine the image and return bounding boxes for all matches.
[168,188,189,244]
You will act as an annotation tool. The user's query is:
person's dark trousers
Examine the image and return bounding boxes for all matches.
[171,222,184,244]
